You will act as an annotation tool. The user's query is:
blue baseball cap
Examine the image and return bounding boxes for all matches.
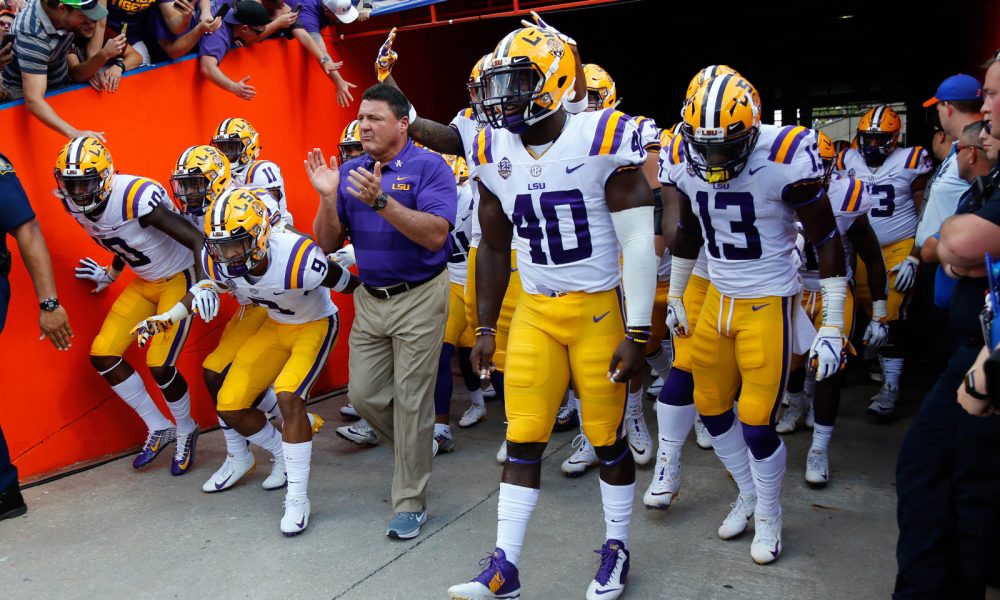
[923,74,983,107]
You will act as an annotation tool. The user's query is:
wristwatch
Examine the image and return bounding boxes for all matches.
[373,191,389,211]
[40,297,60,312]
[965,370,990,400]
[321,56,332,64]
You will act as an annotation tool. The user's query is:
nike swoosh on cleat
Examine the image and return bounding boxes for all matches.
[566,163,585,174]
[630,443,646,455]
[751,303,769,311]
[296,517,306,528]
[595,589,622,595]
[593,311,610,323]
[214,474,233,490]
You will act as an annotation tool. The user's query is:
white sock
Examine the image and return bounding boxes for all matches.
[811,424,834,452]
[246,422,284,461]
[627,388,644,416]
[880,356,903,390]
[656,403,695,457]
[217,415,251,459]
[496,482,539,566]
[748,440,787,517]
[709,419,756,497]
[259,388,283,425]
[468,388,485,407]
[283,440,312,497]
[165,389,197,436]
[434,423,451,436]
[566,389,579,413]
[112,372,172,432]
[645,340,673,376]
[600,479,635,546]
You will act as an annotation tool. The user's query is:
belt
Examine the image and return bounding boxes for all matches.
[362,269,442,299]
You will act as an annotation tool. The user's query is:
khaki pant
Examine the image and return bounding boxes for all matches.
[348,269,448,513]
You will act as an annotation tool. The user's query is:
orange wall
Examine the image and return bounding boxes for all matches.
[0,38,366,481]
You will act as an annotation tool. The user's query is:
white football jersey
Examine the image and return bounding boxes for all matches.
[669,124,825,298]
[835,146,932,245]
[240,159,293,225]
[447,183,474,286]
[202,229,337,325]
[633,116,662,153]
[450,108,488,248]
[470,109,645,296]
[69,174,194,281]
[800,173,871,291]
[658,135,710,281]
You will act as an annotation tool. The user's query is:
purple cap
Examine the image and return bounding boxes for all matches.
[923,74,983,107]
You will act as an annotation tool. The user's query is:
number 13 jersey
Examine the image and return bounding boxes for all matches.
[67,174,194,281]
[469,109,645,296]
[667,124,824,299]
[202,229,337,325]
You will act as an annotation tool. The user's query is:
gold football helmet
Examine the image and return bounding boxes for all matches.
[857,105,902,161]
[204,188,271,278]
[468,53,493,125]
[442,154,469,184]
[816,130,837,179]
[482,26,577,133]
[54,136,115,214]
[339,119,364,163]
[211,118,261,169]
[681,74,761,183]
[583,63,617,111]
[171,145,231,216]
[685,65,740,100]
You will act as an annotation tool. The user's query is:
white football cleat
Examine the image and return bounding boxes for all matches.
[459,403,487,428]
[263,458,287,490]
[867,384,899,417]
[336,420,379,446]
[776,392,807,434]
[646,376,664,398]
[625,398,653,466]
[693,416,712,449]
[202,453,256,493]
[805,448,830,487]
[562,434,598,477]
[496,440,508,464]
[750,513,782,564]
[339,402,360,419]
[718,492,756,540]
[482,382,497,400]
[643,453,681,509]
[280,495,310,537]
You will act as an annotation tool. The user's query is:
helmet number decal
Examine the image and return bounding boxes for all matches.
[694,191,762,261]
[512,190,592,266]
[869,184,896,218]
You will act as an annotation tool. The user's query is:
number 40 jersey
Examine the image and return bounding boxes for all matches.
[67,174,194,281]
[469,109,645,295]
[665,124,825,298]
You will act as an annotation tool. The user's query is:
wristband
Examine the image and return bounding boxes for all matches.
[475,326,497,337]
[332,264,353,293]
[165,302,190,324]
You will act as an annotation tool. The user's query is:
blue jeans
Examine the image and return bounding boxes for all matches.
[894,341,1000,598]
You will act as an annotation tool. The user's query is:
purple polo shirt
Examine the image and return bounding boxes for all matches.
[197,21,233,63]
[285,0,328,33]
[337,139,457,287]
[152,5,200,43]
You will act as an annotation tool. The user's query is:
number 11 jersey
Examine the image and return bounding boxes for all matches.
[469,109,645,296]
[666,124,824,299]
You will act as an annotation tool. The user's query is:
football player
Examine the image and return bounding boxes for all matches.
[133,188,357,535]
[776,131,889,487]
[666,74,848,564]
[211,118,292,226]
[57,137,218,476]
[169,145,319,493]
[447,26,655,600]
[834,105,932,416]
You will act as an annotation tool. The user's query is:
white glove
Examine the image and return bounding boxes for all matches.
[521,10,576,46]
[375,27,397,82]
[327,244,356,269]
[189,279,219,323]
[892,256,919,292]
[130,314,175,349]
[791,233,806,271]
[809,325,846,381]
[75,257,119,294]
[862,299,890,348]
[665,297,690,338]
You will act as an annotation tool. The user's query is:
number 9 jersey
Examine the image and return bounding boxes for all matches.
[666,124,824,298]
[202,229,337,325]
[469,109,645,295]
[66,174,194,281]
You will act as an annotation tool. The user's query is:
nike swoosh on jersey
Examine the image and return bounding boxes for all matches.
[566,163,585,174]
[396,176,411,181]
[510,267,518,273]
[593,311,610,322]
[748,166,767,176]
[751,303,769,311]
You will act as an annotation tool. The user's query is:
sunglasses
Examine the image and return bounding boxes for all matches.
[957,144,985,153]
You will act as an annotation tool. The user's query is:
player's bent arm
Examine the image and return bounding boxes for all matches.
[660,183,682,249]
[939,213,1000,267]
[140,204,209,280]
[911,174,929,215]
[319,258,360,293]
[474,182,512,329]
[671,190,703,261]
[606,167,656,327]
[847,215,887,302]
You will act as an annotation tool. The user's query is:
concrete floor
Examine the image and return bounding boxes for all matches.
[0,381,908,600]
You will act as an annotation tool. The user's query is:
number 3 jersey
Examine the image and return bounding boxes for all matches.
[67,174,194,281]
[835,146,932,245]
[800,173,872,291]
[202,229,337,325]
[665,124,824,299]
[469,109,645,296]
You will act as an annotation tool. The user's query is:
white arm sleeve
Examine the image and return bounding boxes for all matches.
[610,205,657,327]
[564,93,588,115]
[668,256,695,299]
[819,276,848,329]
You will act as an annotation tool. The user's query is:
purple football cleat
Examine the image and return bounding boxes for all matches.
[447,548,521,599]
[132,427,177,469]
